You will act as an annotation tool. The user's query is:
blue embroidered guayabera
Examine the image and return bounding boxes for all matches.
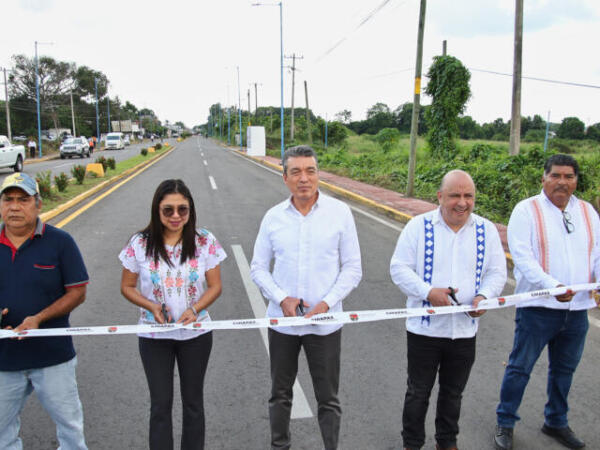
[421,218,485,325]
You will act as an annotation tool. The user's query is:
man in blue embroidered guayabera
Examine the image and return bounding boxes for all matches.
[494,154,600,450]
[390,170,507,450]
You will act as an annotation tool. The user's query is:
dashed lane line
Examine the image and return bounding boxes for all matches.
[209,176,217,190]
[231,245,313,419]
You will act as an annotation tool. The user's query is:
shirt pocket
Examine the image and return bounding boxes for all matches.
[32,262,61,292]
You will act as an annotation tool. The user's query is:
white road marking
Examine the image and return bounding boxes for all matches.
[55,162,74,168]
[231,245,313,419]
[203,160,208,166]
[209,176,217,190]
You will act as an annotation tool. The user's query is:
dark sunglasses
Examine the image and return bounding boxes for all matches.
[160,205,190,217]
[562,210,574,234]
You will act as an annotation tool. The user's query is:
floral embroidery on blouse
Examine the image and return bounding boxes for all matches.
[118,228,227,332]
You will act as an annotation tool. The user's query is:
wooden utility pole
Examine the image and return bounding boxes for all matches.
[285,53,303,141]
[2,68,12,141]
[304,80,312,144]
[406,0,427,197]
[509,0,523,155]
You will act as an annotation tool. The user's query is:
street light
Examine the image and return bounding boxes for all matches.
[252,1,284,162]
[34,40,53,158]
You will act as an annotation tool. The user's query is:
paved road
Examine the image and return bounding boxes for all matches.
[17,137,600,449]
[0,139,176,185]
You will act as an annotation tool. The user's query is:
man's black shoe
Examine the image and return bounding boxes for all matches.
[494,426,513,450]
[541,424,585,449]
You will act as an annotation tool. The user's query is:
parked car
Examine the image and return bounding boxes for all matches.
[0,135,26,172]
[60,136,90,159]
[105,132,125,150]
[12,135,27,142]
[123,134,131,146]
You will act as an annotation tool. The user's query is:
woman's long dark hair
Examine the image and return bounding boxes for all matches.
[141,179,197,267]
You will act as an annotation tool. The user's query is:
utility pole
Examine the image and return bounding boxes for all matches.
[237,66,242,150]
[325,113,328,148]
[543,110,551,153]
[106,86,111,133]
[247,88,251,124]
[304,80,312,144]
[2,68,12,141]
[509,0,523,155]
[227,106,231,144]
[70,91,76,136]
[285,53,303,141]
[442,40,447,56]
[406,0,427,197]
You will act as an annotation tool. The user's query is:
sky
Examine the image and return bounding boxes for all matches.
[1,0,600,129]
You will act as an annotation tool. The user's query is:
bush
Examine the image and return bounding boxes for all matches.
[141,148,148,156]
[95,156,107,172]
[54,172,69,192]
[155,143,162,150]
[71,165,86,184]
[35,171,52,198]
[106,157,116,170]
[523,129,545,142]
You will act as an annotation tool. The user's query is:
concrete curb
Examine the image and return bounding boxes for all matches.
[40,146,176,222]
[24,154,60,165]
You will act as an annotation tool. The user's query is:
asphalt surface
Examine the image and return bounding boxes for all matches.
[17,137,600,449]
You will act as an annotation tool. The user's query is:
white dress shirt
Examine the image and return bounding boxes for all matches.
[508,190,600,310]
[390,208,507,339]
[250,192,362,336]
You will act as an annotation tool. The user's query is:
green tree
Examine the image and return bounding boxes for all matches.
[557,117,585,139]
[375,127,401,153]
[335,109,352,124]
[424,55,471,158]
[586,123,600,142]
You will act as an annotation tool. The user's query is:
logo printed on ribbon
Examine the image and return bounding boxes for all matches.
[350,313,359,321]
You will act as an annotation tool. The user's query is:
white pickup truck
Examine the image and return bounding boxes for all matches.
[0,136,25,172]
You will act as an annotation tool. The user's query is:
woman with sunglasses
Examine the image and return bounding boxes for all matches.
[119,179,226,450]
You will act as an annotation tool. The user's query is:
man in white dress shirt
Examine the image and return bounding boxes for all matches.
[251,145,362,450]
[495,154,600,450]
[390,170,507,450]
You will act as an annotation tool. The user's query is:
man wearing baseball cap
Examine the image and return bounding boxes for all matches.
[0,173,89,449]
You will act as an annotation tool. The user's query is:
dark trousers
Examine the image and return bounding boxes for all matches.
[268,328,342,450]
[402,331,476,449]
[139,332,213,450]
[29,147,35,158]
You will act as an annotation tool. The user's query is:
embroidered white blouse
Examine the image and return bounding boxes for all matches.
[119,228,227,340]
[508,191,600,310]
[390,208,507,339]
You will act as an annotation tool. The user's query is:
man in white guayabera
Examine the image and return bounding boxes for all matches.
[251,145,362,450]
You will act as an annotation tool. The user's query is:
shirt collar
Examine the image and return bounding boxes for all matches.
[0,218,44,239]
[284,190,321,214]
[539,189,577,211]
[432,207,475,230]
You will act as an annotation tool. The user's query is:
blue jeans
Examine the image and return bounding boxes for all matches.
[0,357,87,450]
[496,307,589,428]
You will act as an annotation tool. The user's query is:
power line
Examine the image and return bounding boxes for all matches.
[317,0,407,62]
[469,67,600,89]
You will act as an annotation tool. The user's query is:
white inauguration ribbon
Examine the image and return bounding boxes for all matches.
[1,283,598,339]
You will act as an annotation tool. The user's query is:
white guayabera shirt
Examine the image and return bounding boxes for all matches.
[119,228,226,340]
[251,192,362,336]
[390,208,507,340]
[508,190,600,310]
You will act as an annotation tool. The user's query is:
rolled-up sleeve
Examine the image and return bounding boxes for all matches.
[476,222,507,300]
[322,207,362,308]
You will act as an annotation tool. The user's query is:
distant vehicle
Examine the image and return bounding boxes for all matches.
[123,135,131,146]
[0,135,26,172]
[60,136,90,159]
[105,132,125,150]
[12,135,27,142]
